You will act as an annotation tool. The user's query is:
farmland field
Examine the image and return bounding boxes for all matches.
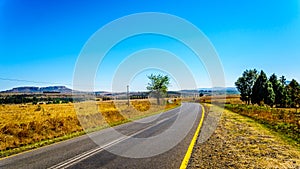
[199,94,242,104]
[0,99,180,157]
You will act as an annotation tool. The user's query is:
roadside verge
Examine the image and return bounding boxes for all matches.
[188,105,300,168]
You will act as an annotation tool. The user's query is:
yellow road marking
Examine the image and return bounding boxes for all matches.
[180,104,205,169]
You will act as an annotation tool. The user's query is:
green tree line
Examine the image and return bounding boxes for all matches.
[0,95,75,104]
[235,69,300,108]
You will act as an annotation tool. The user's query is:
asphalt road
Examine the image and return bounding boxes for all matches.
[0,102,202,169]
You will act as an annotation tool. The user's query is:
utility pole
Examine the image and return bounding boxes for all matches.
[127,85,129,106]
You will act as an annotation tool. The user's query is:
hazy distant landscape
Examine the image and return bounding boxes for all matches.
[0,85,239,104]
[1,1,300,169]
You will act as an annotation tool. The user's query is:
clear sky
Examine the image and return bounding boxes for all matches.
[1,0,300,91]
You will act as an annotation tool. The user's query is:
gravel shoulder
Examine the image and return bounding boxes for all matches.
[188,104,300,169]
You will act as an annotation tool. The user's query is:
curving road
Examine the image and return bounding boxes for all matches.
[0,103,202,169]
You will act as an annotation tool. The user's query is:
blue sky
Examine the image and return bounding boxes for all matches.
[0,0,300,91]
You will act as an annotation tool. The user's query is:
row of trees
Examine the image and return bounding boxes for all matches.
[235,69,300,108]
[0,95,74,104]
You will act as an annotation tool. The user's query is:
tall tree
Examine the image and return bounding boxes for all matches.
[235,69,258,104]
[280,78,291,107]
[264,81,275,106]
[279,75,287,86]
[287,79,300,108]
[269,74,286,107]
[146,74,170,105]
[251,70,274,106]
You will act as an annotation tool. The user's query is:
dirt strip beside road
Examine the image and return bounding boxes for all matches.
[189,106,300,169]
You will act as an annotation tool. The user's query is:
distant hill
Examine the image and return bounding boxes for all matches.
[1,86,73,93]
[198,87,239,95]
[1,86,239,95]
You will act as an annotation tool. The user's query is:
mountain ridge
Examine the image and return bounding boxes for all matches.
[1,86,72,93]
[1,86,239,94]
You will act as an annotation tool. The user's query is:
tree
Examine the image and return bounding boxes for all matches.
[251,70,275,106]
[269,74,286,107]
[32,96,38,105]
[235,69,258,104]
[287,79,300,109]
[264,81,275,106]
[146,74,170,105]
[279,75,287,85]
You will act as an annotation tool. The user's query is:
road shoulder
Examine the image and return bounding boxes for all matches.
[189,105,300,168]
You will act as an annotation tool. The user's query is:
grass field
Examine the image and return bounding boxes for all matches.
[225,104,300,145]
[200,95,300,145]
[0,99,180,157]
[199,94,243,104]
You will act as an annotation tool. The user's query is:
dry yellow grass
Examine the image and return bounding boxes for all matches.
[200,95,243,104]
[0,103,81,151]
[0,99,180,157]
[189,104,300,168]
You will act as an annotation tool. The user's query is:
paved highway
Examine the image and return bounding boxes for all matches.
[0,103,202,169]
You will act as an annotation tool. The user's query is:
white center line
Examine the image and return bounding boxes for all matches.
[48,112,179,169]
